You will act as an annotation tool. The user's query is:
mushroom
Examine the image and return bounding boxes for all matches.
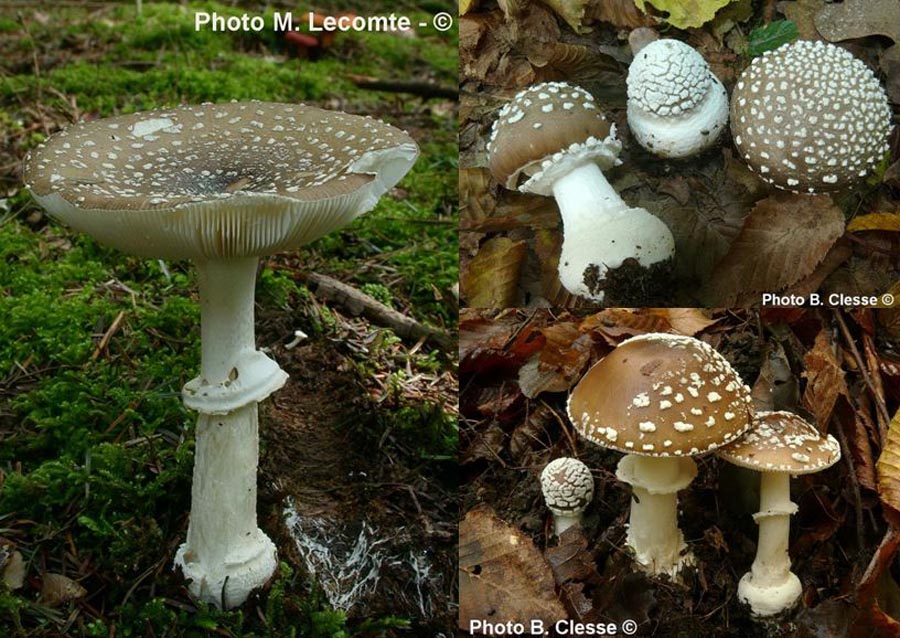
[487,82,675,302]
[627,39,729,158]
[717,410,840,617]
[731,40,893,193]
[540,457,594,535]
[567,333,754,577]
[23,101,418,608]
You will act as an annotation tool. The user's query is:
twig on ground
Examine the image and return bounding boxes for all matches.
[346,75,458,100]
[303,272,453,351]
[835,310,891,433]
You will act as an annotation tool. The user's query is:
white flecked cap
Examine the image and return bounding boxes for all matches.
[487,82,622,196]
[731,40,892,193]
[567,333,754,457]
[24,101,418,259]
[540,457,594,516]
[717,410,840,473]
[627,39,729,158]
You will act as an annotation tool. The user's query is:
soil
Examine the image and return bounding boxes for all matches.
[258,334,457,635]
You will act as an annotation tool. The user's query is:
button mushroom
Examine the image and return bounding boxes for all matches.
[731,40,893,193]
[567,333,754,577]
[540,457,594,535]
[23,101,418,608]
[487,82,675,302]
[627,39,729,158]
[718,411,840,617]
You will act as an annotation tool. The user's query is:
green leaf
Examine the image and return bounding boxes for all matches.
[748,20,798,56]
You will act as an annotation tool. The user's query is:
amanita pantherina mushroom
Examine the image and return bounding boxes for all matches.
[487,82,675,302]
[731,40,893,193]
[23,101,417,608]
[627,39,729,158]
[567,333,754,577]
[540,457,594,535]
[718,411,840,617]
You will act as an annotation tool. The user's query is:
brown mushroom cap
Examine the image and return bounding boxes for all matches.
[731,40,892,194]
[24,101,418,260]
[487,82,620,196]
[717,410,840,473]
[567,333,754,457]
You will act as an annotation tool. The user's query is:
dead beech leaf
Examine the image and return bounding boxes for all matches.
[586,0,655,28]
[815,0,900,45]
[701,192,845,306]
[777,0,826,41]
[849,213,900,233]
[633,0,735,30]
[459,506,567,629]
[538,0,588,32]
[878,409,900,527]
[462,237,527,308]
[40,573,87,607]
[460,0,477,15]
[646,308,720,336]
[580,308,673,343]
[752,341,799,412]
[518,322,593,397]
[802,329,849,428]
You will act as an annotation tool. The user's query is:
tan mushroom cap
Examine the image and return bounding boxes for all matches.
[24,101,418,260]
[567,333,754,457]
[717,410,841,473]
[487,82,620,196]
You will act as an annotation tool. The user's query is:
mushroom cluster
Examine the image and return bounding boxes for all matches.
[567,333,754,577]
[487,82,675,302]
[627,39,729,158]
[731,40,892,193]
[24,101,418,609]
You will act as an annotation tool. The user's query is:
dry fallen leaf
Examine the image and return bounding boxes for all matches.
[802,329,850,428]
[460,0,478,15]
[878,409,900,527]
[586,0,655,28]
[777,0,826,41]
[815,0,900,45]
[461,237,527,308]
[633,0,735,30]
[849,213,900,233]
[538,0,589,32]
[646,308,721,336]
[700,192,845,306]
[518,322,594,398]
[459,506,568,629]
[881,44,900,106]
[40,573,87,607]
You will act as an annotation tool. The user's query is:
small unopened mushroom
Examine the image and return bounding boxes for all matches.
[540,457,594,535]
[718,411,840,617]
[24,101,418,608]
[627,39,729,158]
[731,40,893,193]
[568,333,753,577]
[487,82,675,302]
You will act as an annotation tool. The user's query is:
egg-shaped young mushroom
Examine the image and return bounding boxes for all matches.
[23,101,418,609]
[540,457,594,535]
[568,333,754,577]
[627,39,729,158]
[731,40,893,193]
[718,411,840,617]
[487,82,675,303]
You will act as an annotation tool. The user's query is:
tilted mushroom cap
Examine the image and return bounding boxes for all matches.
[540,457,594,515]
[567,333,754,457]
[731,40,892,194]
[626,39,729,158]
[717,410,840,473]
[487,82,621,196]
[24,101,418,260]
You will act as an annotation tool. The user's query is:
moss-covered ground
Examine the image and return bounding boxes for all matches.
[0,2,457,636]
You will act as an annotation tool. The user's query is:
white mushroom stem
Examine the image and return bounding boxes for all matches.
[738,472,801,617]
[551,163,675,301]
[551,511,582,536]
[174,257,286,609]
[616,454,697,577]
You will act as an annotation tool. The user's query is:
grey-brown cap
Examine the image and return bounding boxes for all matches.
[540,457,594,516]
[567,333,754,457]
[487,82,621,196]
[731,40,892,194]
[717,410,840,473]
[24,101,418,259]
